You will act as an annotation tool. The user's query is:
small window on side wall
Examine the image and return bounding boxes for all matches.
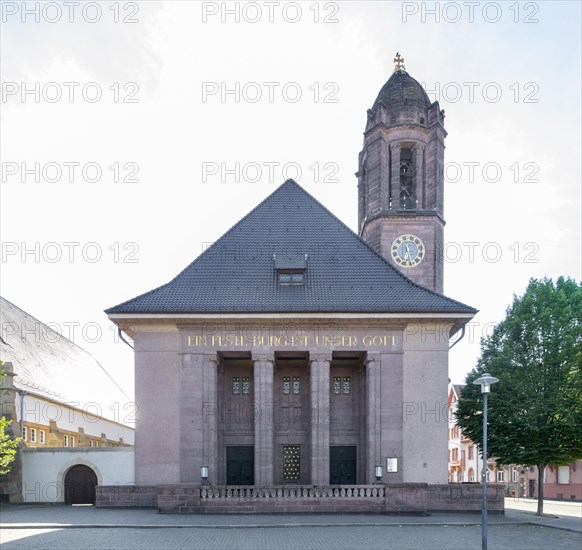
[558,465,570,484]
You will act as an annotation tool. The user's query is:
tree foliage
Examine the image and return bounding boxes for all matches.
[456,277,582,513]
[0,417,19,476]
[0,362,21,476]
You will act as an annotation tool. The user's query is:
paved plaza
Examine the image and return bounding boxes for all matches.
[0,499,580,550]
[2,524,581,550]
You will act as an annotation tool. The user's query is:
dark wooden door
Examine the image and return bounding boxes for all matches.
[330,446,357,485]
[529,480,536,498]
[64,465,97,504]
[226,446,254,485]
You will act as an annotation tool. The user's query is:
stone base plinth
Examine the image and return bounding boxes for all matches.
[158,484,201,513]
[95,483,505,514]
[96,485,157,508]
[384,483,504,514]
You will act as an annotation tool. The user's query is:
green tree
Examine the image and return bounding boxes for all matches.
[0,362,21,476]
[456,277,582,516]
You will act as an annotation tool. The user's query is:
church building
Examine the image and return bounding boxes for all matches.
[102,56,502,513]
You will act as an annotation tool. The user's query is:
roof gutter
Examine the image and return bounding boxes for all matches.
[118,327,134,350]
[108,312,476,321]
[449,325,466,350]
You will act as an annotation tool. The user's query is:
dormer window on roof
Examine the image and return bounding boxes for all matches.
[279,272,304,284]
[274,254,307,285]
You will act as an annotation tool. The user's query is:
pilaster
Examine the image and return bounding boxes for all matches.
[202,354,218,484]
[180,353,218,483]
[365,353,382,484]
[415,144,425,208]
[390,142,401,208]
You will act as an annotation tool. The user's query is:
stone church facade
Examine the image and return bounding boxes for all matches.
[101,58,504,513]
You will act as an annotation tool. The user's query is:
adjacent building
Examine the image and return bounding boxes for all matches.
[447,384,581,501]
[0,296,134,503]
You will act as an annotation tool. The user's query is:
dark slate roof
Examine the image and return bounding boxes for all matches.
[106,180,476,315]
[274,253,307,270]
[372,70,431,112]
[0,297,132,423]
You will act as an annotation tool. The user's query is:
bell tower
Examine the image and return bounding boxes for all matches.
[357,53,446,293]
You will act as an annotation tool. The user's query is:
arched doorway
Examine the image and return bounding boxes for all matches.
[64,465,97,505]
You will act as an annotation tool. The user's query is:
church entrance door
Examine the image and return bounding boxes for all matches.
[330,446,357,485]
[226,446,254,485]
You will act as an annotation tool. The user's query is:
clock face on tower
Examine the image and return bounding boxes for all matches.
[391,235,425,268]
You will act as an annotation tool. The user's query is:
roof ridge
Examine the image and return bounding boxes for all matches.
[0,296,96,358]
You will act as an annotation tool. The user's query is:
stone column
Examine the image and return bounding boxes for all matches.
[365,353,382,484]
[201,354,218,484]
[390,142,401,209]
[253,354,274,485]
[310,353,331,486]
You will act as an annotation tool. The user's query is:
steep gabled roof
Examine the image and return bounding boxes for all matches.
[106,180,476,315]
[0,297,132,424]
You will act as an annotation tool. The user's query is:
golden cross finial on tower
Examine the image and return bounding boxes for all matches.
[393,52,406,73]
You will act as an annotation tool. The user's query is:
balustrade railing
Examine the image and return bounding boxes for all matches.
[200,485,385,499]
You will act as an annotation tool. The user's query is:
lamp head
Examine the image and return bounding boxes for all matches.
[473,373,499,394]
[375,465,383,481]
[200,465,209,482]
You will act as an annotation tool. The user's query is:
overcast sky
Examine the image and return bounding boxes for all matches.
[1,1,580,398]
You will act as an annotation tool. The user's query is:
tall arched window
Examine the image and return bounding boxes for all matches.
[399,147,415,209]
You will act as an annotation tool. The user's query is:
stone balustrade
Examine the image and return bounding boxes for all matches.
[200,485,385,500]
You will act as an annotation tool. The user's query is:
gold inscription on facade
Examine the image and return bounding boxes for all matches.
[187,334,397,348]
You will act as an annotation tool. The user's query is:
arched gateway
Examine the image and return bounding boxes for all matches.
[64,465,98,505]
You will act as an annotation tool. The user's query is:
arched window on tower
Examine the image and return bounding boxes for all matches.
[399,148,416,209]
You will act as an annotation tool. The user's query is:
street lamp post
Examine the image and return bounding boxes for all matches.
[473,373,499,550]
